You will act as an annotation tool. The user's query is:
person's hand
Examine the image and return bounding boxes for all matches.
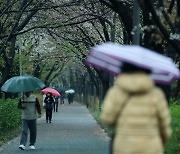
[38,114,41,118]
[21,103,26,109]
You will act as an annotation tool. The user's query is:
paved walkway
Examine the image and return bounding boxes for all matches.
[0,100,109,154]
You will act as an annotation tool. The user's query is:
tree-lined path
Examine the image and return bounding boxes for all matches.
[0,101,109,154]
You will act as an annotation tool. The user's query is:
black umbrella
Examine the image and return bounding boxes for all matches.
[56,87,66,93]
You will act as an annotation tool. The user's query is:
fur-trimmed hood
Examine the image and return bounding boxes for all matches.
[115,73,154,93]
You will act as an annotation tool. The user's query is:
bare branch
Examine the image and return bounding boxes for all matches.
[0,16,99,39]
[146,0,180,55]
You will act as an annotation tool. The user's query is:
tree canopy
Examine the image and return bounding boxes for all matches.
[0,0,179,98]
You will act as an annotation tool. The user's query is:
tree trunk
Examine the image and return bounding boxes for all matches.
[173,63,180,99]
[0,36,16,87]
[173,81,180,100]
[101,72,110,99]
[44,64,56,85]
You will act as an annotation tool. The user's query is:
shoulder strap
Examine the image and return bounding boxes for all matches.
[117,95,131,118]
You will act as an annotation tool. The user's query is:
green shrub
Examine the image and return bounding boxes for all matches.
[0,99,21,146]
[169,98,180,105]
[165,104,180,154]
[0,99,21,130]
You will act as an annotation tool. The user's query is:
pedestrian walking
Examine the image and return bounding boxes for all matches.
[53,96,59,112]
[18,92,41,150]
[60,93,65,105]
[100,62,172,154]
[44,92,54,123]
[42,93,46,107]
[67,93,74,104]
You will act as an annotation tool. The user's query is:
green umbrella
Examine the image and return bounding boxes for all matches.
[1,76,45,93]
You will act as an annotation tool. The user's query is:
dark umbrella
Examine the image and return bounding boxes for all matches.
[1,76,45,93]
[56,87,66,93]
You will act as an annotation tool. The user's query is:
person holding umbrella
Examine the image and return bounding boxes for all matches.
[100,62,172,154]
[53,96,59,112]
[66,89,75,104]
[60,93,65,105]
[44,92,54,123]
[67,93,74,104]
[18,92,41,150]
[56,87,66,105]
[1,76,45,150]
[85,42,179,154]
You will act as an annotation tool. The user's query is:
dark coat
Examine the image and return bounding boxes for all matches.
[44,96,54,109]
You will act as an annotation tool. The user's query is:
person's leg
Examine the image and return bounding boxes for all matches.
[54,103,56,111]
[46,108,50,122]
[20,120,28,146]
[28,120,37,146]
[49,108,53,123]
[56,102,58,112]
[53,103,55,112]
[46,109,48,123]
[68,98,70,104]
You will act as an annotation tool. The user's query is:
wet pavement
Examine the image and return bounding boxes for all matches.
[0,100,109,154]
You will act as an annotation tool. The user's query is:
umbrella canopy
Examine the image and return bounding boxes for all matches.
[42,88,61,96]
[85,42,180,84]
[56,87,66,93]
[65,89,75,94]
[1,76,45,93]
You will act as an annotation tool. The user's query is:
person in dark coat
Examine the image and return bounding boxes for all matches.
[60,93,65,105]
[67,93,74,104]
[53,96,59,112]
[44,92,54,123]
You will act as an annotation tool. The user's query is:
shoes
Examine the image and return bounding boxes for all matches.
[19,144,25,150]
[29,145,35,150]
[46,120,52,123]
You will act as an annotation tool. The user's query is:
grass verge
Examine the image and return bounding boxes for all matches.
[89,108,114,137]
[165,104,180,154]
[0,127,21,147]
[90,104,180,153]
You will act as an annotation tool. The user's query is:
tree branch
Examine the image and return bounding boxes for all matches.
[0,16,99,39]
[146,0,180,55]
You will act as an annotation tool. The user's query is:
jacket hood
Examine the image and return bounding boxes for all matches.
[115,73,154,93]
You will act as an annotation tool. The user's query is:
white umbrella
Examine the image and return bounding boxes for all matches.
[65,89,75,94]
[85,42,180,84]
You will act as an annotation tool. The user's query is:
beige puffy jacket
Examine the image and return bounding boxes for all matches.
[101,73,172,154]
